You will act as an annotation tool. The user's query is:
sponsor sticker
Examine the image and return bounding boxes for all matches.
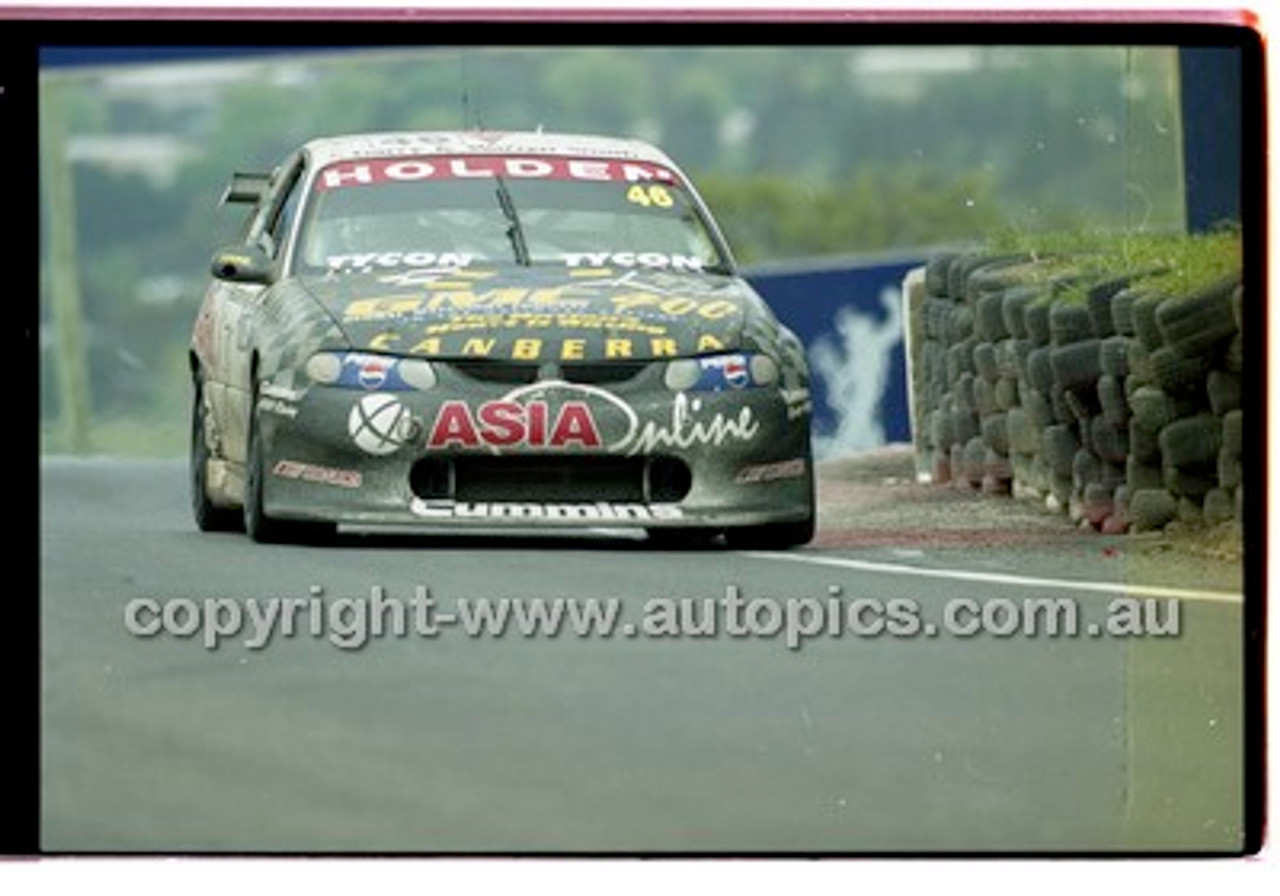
[428,399,602,450]
[348,394,415,456]
[356,356,389,389]
[342,287,739,323]
[723,355,750,389]
[313,353,426,392]
[695,354,754,391]
[734,458,808,485]
[410,499,684,522]
[260,397,300,419]
[417,383,760,457]
[259,383,302,418]
[424,381,636,453]
[624,393,759,455]
[272,460,363,489]
[780,387,812,421]
[326,252,477,274]
[316,156,680,191]
[370,331,726,362]
[561,252,704,272]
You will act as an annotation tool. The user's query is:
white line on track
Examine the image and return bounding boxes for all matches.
[740,551,1244,604]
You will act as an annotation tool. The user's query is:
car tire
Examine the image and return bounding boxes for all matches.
[191,376,243,533]
[1019,383,1055,428]
[1131,292,1166,352]
[972,340,1000,382]
[1149,346,1210,396]
[1086,282,1120,340]
[1001,287,1036,340]
[1158,414,1222,469]
[724,454,816,550]
[1041,423,1079,478]
[243,386,335,545]
[1128,419,1160,463]
[1223,333,1244,375]
[1129,385,1181,433]
[980,412,1009,455]
[1048,302,1094,346]
[1125,457,1165,492]
[646,527,720,549]
[1099,336,1131,379]
[925,253,958,297]
[976,292,1009,342]
[1025,347,1054,392]
[1049,339,1102,390]
[1222,409,1243,458]
[1203,488,1235,527]
[1154,276,1240,357]
[1218,451,1243,491]
[1206,370,1242,416]
[724,514,815,550]
[1097,374,1130,427]
[1090,415,1129,465]
[1129,488,1177,532]
[1022,301,1051,347]
[1110,287,1138,336]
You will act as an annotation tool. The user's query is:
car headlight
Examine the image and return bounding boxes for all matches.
[664,352,778,392]
[306,351,436,391]
[663,359,702,392]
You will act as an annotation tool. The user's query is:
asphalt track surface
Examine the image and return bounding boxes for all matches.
[40,457,1247,854]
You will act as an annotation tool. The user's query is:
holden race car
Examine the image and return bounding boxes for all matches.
[189,130,814,546]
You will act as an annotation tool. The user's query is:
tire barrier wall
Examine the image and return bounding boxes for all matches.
[905,253,1245,534]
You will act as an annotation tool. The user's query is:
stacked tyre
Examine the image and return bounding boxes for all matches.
[915,253,1030,493]
[911,252,1245,538]
[1126,278,1245,533]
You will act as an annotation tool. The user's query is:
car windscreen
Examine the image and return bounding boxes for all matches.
[295,155,730,276]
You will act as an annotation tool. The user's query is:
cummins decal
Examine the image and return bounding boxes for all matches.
[409,499,684,522]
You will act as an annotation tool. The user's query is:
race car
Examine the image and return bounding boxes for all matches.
[189,130,815,546]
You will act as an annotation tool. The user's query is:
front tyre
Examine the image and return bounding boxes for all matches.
[724,448,816,550]
[723,514,815,550]
[243,389,334,545]
[190,376,242,533]
[645,527,720,549]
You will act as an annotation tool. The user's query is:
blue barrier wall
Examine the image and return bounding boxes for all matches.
[746,259,923,457]
[1179,46,1243,232]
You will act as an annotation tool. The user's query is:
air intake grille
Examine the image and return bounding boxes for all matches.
[448,362,539,385]
[447,361,649,386]
[453,456,648,503]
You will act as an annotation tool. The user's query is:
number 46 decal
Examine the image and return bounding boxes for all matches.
[626,183,675,208]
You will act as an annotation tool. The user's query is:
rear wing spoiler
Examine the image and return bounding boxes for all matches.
[220,171,272,206]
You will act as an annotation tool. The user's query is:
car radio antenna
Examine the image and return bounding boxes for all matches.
[460,50,485,131]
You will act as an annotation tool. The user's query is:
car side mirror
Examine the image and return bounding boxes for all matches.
[211,245,273,284]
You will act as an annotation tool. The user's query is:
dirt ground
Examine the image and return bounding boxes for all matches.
[816,444,1246,566]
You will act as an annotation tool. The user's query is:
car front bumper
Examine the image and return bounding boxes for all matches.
[256,362,813,530]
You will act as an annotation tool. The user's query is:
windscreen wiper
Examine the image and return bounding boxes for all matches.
[493,175,531,266]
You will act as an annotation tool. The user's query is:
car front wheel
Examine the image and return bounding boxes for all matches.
[243,386,334,545]
[190,376,243,533]
[723,514,815,550]
[724,449,816,550]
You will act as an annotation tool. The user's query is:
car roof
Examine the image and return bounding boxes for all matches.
[300,130,680,170]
